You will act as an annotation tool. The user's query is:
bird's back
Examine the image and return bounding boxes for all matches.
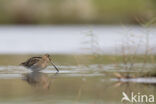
[21,57,42,68]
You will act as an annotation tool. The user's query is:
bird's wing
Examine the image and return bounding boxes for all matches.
[21,57,42,67]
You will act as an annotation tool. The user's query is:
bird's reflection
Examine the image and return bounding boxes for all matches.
[23,72,52,89]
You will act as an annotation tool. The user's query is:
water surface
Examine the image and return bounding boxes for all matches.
[0,60,156,104]
[0,25,156,104]
[0,25,156,54]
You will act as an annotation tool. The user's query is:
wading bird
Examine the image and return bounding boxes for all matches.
[20,54,59,72]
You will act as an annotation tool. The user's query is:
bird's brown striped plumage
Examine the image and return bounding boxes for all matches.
[21,57,42,68]
[20,54,59,72]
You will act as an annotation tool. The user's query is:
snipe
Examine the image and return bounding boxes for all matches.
[20,54,59,72]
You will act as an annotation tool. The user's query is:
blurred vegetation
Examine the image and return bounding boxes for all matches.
[0,54,155,66]
[0,0,156,24]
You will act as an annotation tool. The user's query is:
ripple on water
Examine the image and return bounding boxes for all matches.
[112,77,156,84]
[0,74,22,79]
[0,64,155,81]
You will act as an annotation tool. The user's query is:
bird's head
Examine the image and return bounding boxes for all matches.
[43,54,59,72]
[43,54,51,61]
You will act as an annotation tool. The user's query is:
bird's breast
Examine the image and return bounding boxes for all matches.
[39,61,49,68]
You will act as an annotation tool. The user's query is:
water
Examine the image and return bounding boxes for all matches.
[0,62,156,104]
[0,25,156,54]
[0,74,155,104]
[0,25,156,104]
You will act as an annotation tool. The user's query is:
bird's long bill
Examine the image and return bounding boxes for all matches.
[50,62,59,72]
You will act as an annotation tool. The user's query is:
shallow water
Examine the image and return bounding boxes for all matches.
[0,62,156,104]
[0,24,156,104]
[0,25,156,54]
